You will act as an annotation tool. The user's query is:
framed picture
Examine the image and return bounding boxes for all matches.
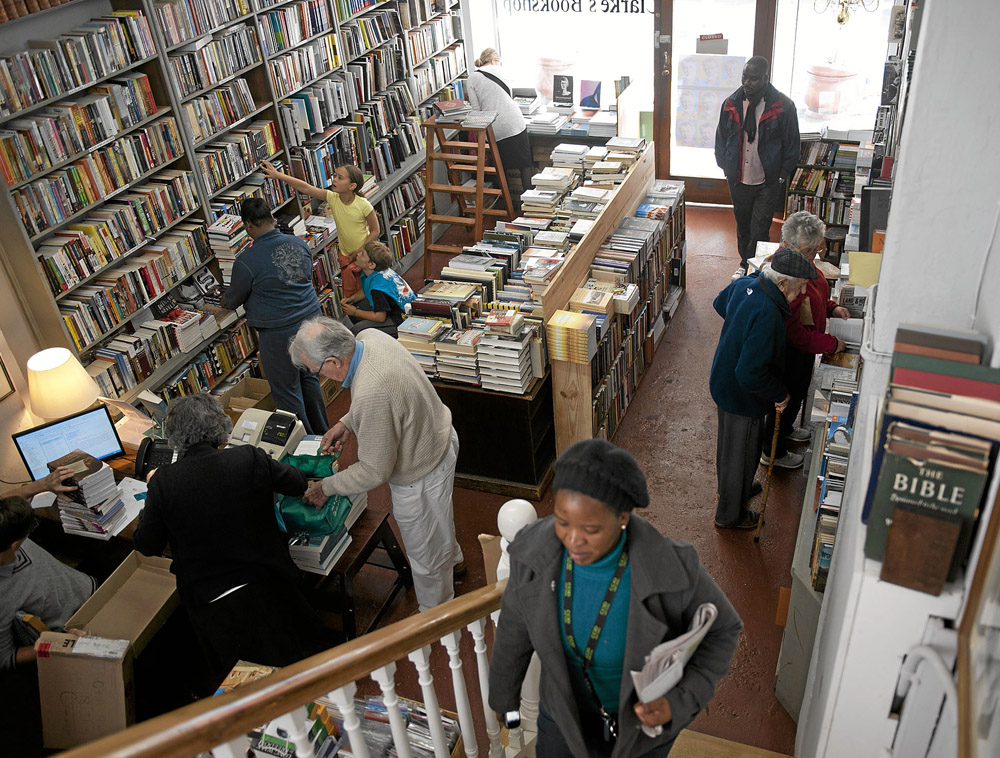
[0,355,13,402]
[959,487,1000,757]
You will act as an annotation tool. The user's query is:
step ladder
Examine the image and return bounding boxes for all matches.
[422,116,514,277]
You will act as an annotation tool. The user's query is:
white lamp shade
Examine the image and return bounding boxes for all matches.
[27,347,100,419]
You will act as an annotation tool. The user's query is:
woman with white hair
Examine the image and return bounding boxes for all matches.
[760,211,851,469]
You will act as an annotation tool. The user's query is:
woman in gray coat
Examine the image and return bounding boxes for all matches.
[489,439,742,757]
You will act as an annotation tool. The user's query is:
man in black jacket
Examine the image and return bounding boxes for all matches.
[715,57,800,280]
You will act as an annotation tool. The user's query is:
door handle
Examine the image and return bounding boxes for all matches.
[661,51,670,77]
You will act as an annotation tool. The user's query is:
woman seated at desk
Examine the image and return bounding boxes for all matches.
[134,394,330,681]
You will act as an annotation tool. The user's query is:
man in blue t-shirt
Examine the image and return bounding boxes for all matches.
[225,199,329,434]
[341,241,415,338]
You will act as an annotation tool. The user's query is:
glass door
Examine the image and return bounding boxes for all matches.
[655,0,774,202]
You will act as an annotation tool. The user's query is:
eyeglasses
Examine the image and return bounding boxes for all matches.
[309,357,332,376]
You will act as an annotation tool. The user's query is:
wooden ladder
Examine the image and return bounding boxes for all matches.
[422,115,515,277]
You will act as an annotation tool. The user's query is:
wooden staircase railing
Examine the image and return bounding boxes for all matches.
[54,582,506,758]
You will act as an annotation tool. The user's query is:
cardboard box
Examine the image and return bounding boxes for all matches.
[35,552,178,749]
[218,376,274,425]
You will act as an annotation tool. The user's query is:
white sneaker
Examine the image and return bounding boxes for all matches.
[760,451,804,469]
[732,266,747,280]
[786,427,812,443]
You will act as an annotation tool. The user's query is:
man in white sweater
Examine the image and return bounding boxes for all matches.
[291,316,463,610]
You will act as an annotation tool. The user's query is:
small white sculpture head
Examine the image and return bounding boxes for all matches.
[497,499,538,543]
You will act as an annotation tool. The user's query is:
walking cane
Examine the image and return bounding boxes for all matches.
[754,408,782,543]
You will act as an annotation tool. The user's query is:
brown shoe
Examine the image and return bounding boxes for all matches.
[715,511,761,530]
[453,560,468,577]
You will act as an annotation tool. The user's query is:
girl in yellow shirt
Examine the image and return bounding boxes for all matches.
[260,161,380,298]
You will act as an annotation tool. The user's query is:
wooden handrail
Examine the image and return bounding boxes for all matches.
[56,581,506,758]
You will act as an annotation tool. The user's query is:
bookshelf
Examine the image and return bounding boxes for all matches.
[542,144,688,453]
[783,137,859,228]
[0,0,471,409]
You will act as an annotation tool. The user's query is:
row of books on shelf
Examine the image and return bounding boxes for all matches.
[58,223,209,351]
[0,70,159,185]
[339,8,402,61]
[787,166,853,195]
[863,323,998,597]
[12,116,184,237]
[182,77,258,145]
[404,11,456,64]
[785,193,853,227]
[410,42,464,103]
[37,170,199,297]
[153,0,253,49]
[0,10,157,119]
[194,118,280,194]
[257,0,335,59]
[797,138,859,169]
[168,22,261,99]
[268,35,340,99]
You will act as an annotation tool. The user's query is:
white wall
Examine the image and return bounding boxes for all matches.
[798,0,1000,755]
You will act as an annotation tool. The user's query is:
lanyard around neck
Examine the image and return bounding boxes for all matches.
[562,547,628,670]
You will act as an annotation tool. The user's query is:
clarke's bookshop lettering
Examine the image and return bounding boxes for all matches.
[502,0,654,14]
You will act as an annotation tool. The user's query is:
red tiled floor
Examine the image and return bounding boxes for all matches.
[333,206,799,754]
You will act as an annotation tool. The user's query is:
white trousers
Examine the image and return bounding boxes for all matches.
[389,428,464,611]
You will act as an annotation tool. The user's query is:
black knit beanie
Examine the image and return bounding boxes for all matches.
[552,439,650,513]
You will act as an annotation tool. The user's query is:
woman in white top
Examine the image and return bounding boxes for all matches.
[466,48,533,212]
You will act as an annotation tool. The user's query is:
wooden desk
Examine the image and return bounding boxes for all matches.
[432,371,555,499]
[307,505,412,640]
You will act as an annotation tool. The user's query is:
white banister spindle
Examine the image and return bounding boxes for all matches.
[520,655,541,734]
[329,682,370,758]
[468,617,503,758]
[372,663,413,758]
[407,645,451,758]
[441,630,478,758]
[495,499,541,755]
[271,708,316,758]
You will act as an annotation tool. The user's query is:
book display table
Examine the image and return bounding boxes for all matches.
[433,371,556,500]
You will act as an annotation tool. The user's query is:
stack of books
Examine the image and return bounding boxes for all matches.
[531,166,576,192]
[46,450,127,540]
[397,316,449,375]
[588,111,618,138]
[532,230,570,253]
[461,110,498,129]
[606,135,646,155]
[512,88,542,115]
[521,254,565,290]
[570,185,612,205]
[207,214,251,285]
[147,308,207,352]
[550,142,589,169]
[435,328,483,385]
[519,189,562,218]
[862,324,999,595]
[527,111,567,134]
[546,309,599,364]
[588,158,629,185]
[433,99,472,124]
[479,314,533,394]
[289,531,352,575]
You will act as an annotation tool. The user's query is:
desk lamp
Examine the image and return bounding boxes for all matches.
[26,347,100,419]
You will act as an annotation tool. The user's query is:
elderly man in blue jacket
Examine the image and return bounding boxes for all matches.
[715,56,800,280]
[710,249,816,529]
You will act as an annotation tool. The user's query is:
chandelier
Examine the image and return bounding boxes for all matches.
[814,0,880,25]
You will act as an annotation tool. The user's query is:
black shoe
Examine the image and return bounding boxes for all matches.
[715,510,761,530]
[453,560,468,577]
[747,481,763,499]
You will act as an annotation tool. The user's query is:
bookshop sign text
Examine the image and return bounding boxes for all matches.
[501,0,654,14]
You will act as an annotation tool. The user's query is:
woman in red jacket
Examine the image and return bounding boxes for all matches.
[761,212,850,468]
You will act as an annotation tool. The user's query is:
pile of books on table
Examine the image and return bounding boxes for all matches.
[432,99,471,124]
[479,309,534,394]
[46,450,127,540]
[397,316,449,375]
[546,309,599,364]
[527,111,568,134]
[435,328,484,385]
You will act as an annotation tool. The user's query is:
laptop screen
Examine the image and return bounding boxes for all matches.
[12,405,125,481]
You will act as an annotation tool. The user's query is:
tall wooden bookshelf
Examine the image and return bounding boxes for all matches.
[783,137,859,229]
[0,0,470,407]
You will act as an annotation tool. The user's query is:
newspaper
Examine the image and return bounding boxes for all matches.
[630,602,718,737]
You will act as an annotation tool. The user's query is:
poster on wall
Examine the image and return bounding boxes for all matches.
[675,54,745,149]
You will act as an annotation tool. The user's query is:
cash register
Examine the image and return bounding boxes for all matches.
[227,408,306,459]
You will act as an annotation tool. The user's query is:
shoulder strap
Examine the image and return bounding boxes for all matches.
[478,69,511,97]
